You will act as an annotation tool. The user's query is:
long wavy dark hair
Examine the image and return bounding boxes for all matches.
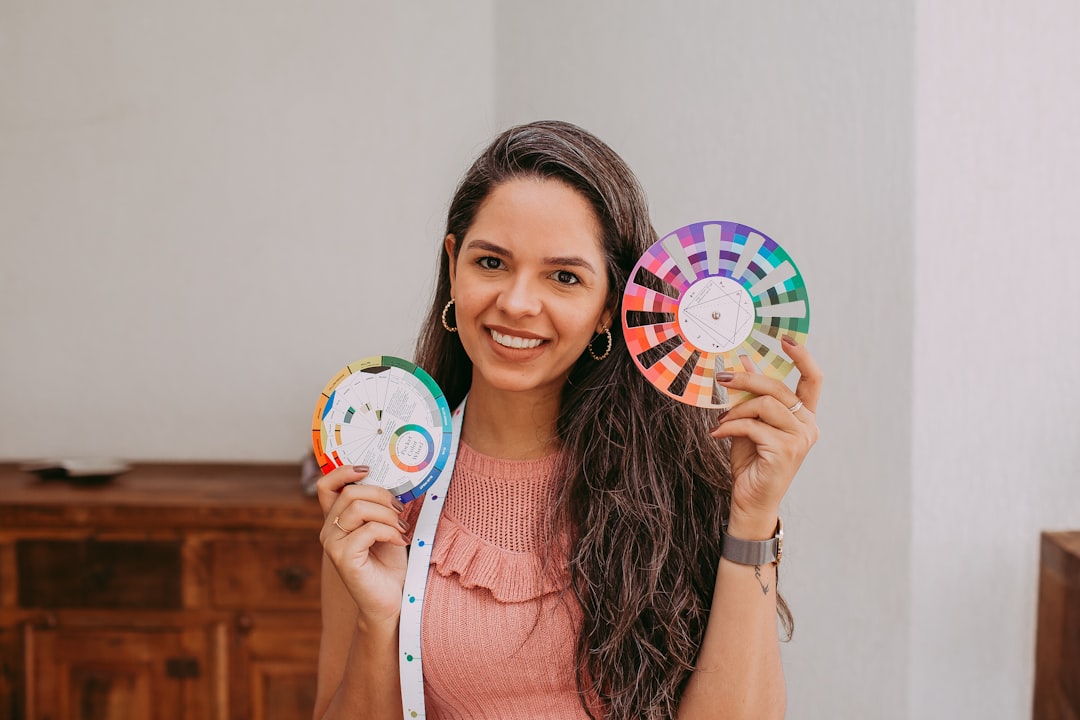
[415,120,792,719]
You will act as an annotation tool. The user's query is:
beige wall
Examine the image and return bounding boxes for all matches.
[911,0,1080,717]
[0,2,495,460]
[494,2,914,718]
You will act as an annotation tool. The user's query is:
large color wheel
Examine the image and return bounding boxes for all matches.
[312,356,452,503]
[622,220,810,409]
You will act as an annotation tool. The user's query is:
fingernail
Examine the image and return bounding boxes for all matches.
[398,519,410,532]
[715,371,735,382]
[392,499,406,512]
[353,465,370,473]
[781,335,799,347]
[400,532,411,544]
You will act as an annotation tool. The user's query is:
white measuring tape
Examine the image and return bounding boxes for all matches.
[398,396,466,718]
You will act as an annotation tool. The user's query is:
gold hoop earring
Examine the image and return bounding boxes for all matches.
[441,298,458,333]
[588,328,612,361]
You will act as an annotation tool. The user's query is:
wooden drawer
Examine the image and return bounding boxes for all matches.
[16,540,181,609]
[209,535,321,609]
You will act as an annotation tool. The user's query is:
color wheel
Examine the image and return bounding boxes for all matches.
[312,356,452,503]
[622,220,810,409]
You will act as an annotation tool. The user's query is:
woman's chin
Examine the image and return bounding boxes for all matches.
[470,367,568,399]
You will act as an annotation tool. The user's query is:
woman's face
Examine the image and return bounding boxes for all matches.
[447,177,612,400]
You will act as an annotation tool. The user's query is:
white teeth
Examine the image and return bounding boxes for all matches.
[490,330,543,349]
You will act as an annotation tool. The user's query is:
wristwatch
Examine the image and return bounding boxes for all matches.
[721,516,783,566]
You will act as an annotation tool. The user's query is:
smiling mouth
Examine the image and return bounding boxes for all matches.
[490,329,545,349]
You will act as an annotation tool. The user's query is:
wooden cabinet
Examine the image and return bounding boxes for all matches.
[24,625,213,720]
[0,463,324,720]
[1034,531,1080,720]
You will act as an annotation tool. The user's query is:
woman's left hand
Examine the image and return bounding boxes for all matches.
[709,335,823,535]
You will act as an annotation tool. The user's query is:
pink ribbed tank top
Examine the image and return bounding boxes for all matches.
[402,441,594,720]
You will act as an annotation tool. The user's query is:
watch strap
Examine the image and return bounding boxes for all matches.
[721,517,783,565]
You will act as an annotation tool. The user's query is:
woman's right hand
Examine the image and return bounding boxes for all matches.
[317,466,410,627]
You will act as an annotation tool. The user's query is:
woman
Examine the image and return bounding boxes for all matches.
[314,121,822,720]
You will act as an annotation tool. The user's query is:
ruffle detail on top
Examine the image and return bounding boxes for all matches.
[403,441,569,603]
[428,512,569,603]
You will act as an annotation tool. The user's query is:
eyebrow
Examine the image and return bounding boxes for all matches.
[465,239,598,274]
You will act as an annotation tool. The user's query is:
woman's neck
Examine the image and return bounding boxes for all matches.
[460,381,561,460]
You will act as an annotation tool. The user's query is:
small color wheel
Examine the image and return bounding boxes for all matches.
[311,356,452,502]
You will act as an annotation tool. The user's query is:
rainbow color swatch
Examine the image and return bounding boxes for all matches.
[312,356,452,503]
[622,220,810,409]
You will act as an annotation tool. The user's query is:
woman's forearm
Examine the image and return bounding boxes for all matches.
[319,621,403,720]
[677,514,786,720]
[313,554,404,720]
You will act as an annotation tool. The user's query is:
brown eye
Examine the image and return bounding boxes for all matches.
[478,256,503,270]
[552,270,580,285]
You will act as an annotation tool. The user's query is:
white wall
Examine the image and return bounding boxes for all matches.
[0,2,494,460]
[911,1,1080,717]
[496,3,914,719]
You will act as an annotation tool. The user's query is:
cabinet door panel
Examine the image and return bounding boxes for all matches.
[232,622,319,720]
[1,624,21,719]
[25,625,213,720]
[252,661,318,720]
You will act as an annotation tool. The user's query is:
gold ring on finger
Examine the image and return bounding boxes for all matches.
[333,515,351,534]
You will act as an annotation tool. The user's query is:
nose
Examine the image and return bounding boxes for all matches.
[495,274,542,317]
